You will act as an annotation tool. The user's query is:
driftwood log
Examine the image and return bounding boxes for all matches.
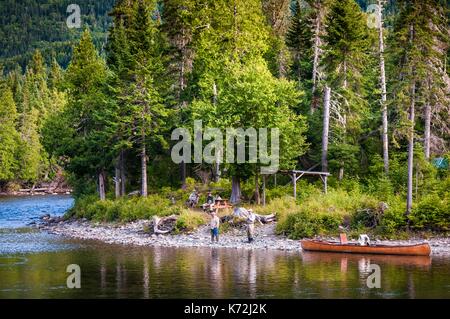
[228,208,277,225]
[152,215,178,234]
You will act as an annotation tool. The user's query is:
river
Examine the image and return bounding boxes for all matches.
[0,195,449,299]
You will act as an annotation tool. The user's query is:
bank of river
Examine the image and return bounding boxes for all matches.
[42,218,450,256]
[1,195,450,298]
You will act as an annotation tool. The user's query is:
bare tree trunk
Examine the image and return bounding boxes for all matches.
[424,102,431,161]
[338,167,344,181]
[378,0,389,174]
[181,162,187,189]
[179,30,188,189]
[141,144,148,197]
[98,171,106,201]
[311,0,323,112]
[254,172,260,205]
[406,25,416,217]
[213,81,220,182]
[343,59,348,89]
[406,81,416,216]
[115,158,121,199]
[322,86,331,172]
[230,175,241,204]
[120,150,126,196]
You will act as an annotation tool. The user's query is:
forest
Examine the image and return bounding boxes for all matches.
[0,0,449,238]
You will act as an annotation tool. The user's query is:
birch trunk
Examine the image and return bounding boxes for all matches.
[406,81,416,216]
[213,81,220,182]
[230,175,242,204]
[311,1,323,112]
[141,144,148,198]
[406,25,416,217]
[98,171,106,201]
[115,158,121,198]
[378,0,389,174]
[120,150,126,196]
[322,86,331,172]
[254,172,260,205]
[424,101,431,160]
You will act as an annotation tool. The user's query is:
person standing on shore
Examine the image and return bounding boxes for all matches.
[246,209,256,243]
[210,210,220,243]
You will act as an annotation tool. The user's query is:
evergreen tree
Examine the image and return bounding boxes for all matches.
[389,0,449,216]
[0,86,19,181]
[321,0,371,180]
[60,29,114,199]
[108,0,169,197]
[263,0,292,78]
[286,0,313,91]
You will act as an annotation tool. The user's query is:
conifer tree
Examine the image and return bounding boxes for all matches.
[321,0,370,180]
[0,86,19,181]
[286,0,313,92]
[389,0,449,216]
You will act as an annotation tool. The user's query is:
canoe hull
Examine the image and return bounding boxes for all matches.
[301,240,431,256]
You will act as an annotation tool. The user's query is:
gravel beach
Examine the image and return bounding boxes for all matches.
[39,218,450,256]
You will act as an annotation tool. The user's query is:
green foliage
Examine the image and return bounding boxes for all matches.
[69,194,181,222]
[0,86,19,181]
[175,209,206,232]
[0,0,115,72]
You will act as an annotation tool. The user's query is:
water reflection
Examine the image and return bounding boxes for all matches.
[0,244,448,299]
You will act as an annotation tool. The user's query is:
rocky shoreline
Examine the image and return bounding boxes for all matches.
[37,216,450,256]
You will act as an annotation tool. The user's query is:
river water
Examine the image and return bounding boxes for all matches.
[0,195,449,299]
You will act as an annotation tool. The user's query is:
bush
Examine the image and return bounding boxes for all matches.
[175,210,206,232]
[69,194,182,222]
[410,194,449,231]
[274,190,383,239]
[375,197,407,236]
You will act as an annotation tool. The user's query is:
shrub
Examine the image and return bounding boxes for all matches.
[175,209,206,232]
[70,194,182,222]
[375,197,407,236]
[410,194,449,231]
[274,190,382,239]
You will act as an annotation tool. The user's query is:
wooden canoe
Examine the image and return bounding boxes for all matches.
[301,240,431,256]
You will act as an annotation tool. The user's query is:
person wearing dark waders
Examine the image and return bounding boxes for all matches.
[210,209,220,243]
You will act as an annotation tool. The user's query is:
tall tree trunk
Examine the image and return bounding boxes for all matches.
[322,86,331,172]
[115,157,121,199]
[141,144,148,197]
[98,171,106,201]
[424,101,431,160]
[179,29,188,189]
[378,0,389,174]
[230,175,241,204]
[406,25,416,217]
[213,81,220,182]
[343,59,348,89]
[120,150,126,196]
[254,172,260,205]
[181,162,187,189]
[406,80,416,216]
[311,1,323,112]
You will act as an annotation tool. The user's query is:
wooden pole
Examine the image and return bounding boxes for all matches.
[324,175,328,194]
[292,172,297,199]
[262,175,266,207]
